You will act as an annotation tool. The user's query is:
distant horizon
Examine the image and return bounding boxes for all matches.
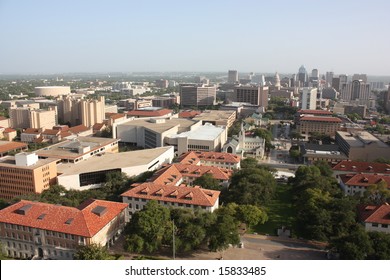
[1,0,390,75]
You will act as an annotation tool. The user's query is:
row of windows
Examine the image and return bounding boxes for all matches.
[127,200,207,211]
[4,223,33,232]
[188,145,210,151]
[5,231,33,241]
[371,223,388,228]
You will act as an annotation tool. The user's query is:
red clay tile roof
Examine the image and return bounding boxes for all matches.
[358,203,390,225]
[176,151,201,165]
[177,151,241,165]
[174,163,232,181]
[24,128,41,134]
[4,128,16,133]
[109,113,126,120]
[333,160,390,174]
[42,129,60,136]
[195,151,241,164]
[0,116,9,121]
[0,141,28,154]
[0,199,127,237]
[121,182,219,207]
[53,125,69,131]
[149,164,183,186]
[69,125,90,134]
[92,123,105,131]
[126,109,172,117]
[339,173,390,188]
[179,111,201,118]
[60,131,72,138]
[300,116,342,123]
[298,109,332,115]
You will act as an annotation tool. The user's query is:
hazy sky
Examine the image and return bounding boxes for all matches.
[1,0,390,75]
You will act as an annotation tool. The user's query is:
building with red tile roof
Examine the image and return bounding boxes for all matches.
[174,163,232,184]
[68,124,92,136]
[121,182,220,216]
[0,141,28,157]
[332,160,390,176]
[178,151,241,170]
[338,173,390,196]
[0,199,127,259]
[298,116,342,139]
[297,109,333,115]
[126,108,173,118]
[178,110,201,118]
[357,203,390,233]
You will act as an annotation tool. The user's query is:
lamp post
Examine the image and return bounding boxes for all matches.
[172,219,175,260]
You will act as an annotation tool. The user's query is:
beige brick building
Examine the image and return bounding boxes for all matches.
[0,153,58,200]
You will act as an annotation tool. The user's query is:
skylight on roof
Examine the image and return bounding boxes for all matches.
[37,213,46,220]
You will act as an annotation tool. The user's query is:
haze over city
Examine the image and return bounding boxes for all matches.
[1,0,390,75]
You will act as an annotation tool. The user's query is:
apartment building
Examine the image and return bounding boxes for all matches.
[0,153,58,200]
[0,199,127,259]
[233,85,268,107]
[298,116,342,138]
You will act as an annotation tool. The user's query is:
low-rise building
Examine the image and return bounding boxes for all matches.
[177,151,241,170]
[193,110,236,128]
[0,141,28,157]
[332,160,390,176]
[338,173,390,196]
[335,131,390,161]
[126,108,173,118]
[0,153,58,200]
[165,123,227,155]
[0,128,17,141]
[56,146,174,190]
[0,199,127,259]
[35,137,119,163]
[300,143,347,165]
[358,204,390,234]
[121,183,220,217]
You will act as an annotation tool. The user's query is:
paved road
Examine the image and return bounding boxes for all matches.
[179,234,327,260]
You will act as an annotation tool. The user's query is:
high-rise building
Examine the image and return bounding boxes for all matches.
[298,65,308,87]
[300,88,317,110]
[384,86,390,113]
[340,80,371,101]
[339,74,348,84]
[332,77,340,92]
[10,108,56,130]
[352,74,367,83]
[233,85,269,107]
[29,109,56,130]
[57,95,105,127]
[228,70,238,84]
[180,85,216,106]
[311,69,319,80]
[325,72,334,87]
[274,72,281,88]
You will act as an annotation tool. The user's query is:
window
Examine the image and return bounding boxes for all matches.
[381,224,388,228]
[372,223,378,227]
[135,204,139,210]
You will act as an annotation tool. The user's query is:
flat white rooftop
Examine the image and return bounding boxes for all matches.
[170,123,225,141]
[57,146,173,175]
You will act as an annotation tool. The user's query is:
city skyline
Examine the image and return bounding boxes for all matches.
[1,0,390,75]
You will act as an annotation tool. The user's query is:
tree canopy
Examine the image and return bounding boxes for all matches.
[74,244,113,260]
[223,167,276,206]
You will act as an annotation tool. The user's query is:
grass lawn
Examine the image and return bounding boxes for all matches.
[253,183,297,236]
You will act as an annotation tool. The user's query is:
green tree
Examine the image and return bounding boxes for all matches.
[240,157,258,169]
[361,180,390,205]
[236,204,268,229]
[330,224,373,260]
[224,168,276,206]
[367,231,390,260]
[125,200,171,254]
[193,173,222,190]
[253,128,274,150]
[103,172,129,199]
[74,244,112,260]
[208,208,240,252]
